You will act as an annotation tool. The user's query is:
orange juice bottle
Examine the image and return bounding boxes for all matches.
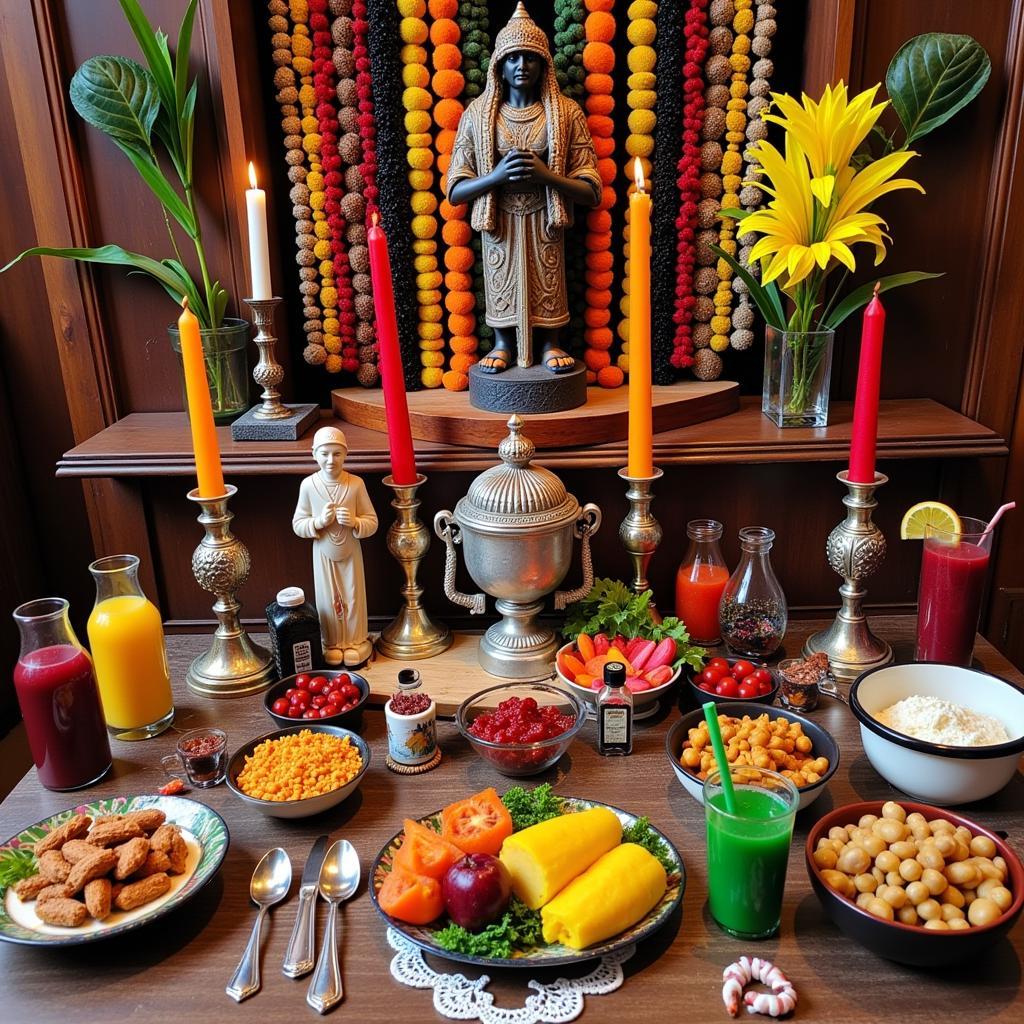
[87,555,174,740]
[675,519,730,644]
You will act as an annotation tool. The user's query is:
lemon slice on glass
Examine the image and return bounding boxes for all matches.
[900,501,962,540]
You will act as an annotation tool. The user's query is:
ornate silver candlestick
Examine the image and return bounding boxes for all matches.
[186,484,276,697]
[804,470,894,683]
[231,297,319,440]
[618,467,664,619]
[377,473,452,660]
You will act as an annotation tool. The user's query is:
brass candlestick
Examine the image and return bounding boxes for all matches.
[186,485,276,697]
[247,297,291,420]
[377,473,452,660]
[618,467,664,619]
[804,470,894,683]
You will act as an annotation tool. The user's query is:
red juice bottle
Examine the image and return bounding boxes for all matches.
[13,598,111,791]
[915,517,993,667]
[675,519,729,644]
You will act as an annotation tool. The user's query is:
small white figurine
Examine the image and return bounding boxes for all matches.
[293,426,378,666]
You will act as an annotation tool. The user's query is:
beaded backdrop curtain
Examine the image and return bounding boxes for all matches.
[263,0,780,392]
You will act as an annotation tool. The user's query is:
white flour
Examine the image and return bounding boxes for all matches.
[876,694,1009,746]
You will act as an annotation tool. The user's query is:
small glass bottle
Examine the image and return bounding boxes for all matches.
[87,554,174,740]
[266,586,324,678]
[597,662,633,756]
[13,598,112,791]
[718,527,788,659]
[675,519,730,644]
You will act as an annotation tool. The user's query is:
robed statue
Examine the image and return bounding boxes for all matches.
[447,3,601,375]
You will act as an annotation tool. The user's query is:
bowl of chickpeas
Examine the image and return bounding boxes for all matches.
[665,703,839,811]
[806,800,1023,966]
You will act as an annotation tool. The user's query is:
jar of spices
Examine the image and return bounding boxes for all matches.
[266,587,324,679]
[385,670,438,766]
[718,527,787,659]
[777,653,829,711]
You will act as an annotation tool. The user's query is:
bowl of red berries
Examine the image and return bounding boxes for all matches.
[456,682,586,777]
[264,669,369,730]
[687,655,779,707]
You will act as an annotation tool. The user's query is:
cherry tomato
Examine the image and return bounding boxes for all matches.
[294,674,311,690]
[271,697,290,715]
[737,682,759,699]
[732,660,756,680]
[340,683,360,701]
[284,687,300,700]
[302,709,319,719]
[287,705,302,718]
[337,673,351,686]
[758,680,773,695]
[740,673,761,690]
[341,700,356,712]
[290,691,310,708]
[311,694,328,709]
[307,678,326,695]
[753,668,773,686]
[701,666,724,687]
[717,677,740,697]
[326,690,345,707]
[310,675,329,691]
[707,657,730,673]
[321,704,339,718]
[699,681,715,693]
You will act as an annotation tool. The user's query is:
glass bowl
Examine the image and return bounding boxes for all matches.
[456,681,587,777]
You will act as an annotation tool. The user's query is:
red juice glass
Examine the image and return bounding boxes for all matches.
[915,517,993,667]
[12,598,112,791]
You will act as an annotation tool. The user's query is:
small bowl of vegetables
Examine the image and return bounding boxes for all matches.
[556,579,706,720]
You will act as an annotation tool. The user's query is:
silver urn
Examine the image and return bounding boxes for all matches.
[434,415,602,680]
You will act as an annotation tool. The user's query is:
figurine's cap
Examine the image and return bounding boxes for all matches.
[492,3,551,65]
[312,426,348,452]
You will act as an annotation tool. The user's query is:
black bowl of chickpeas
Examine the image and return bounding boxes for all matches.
[806,800,1024,966]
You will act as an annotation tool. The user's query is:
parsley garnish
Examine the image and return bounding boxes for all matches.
[621,816,675,872]
[434,898,543,959]
[501,783,565,831]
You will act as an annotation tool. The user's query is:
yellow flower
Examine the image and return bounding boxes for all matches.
[744,131,923,291]
[762,82,888,207]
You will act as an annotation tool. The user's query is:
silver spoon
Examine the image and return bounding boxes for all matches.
[226,848,292,1002]
[306,840,360,1014]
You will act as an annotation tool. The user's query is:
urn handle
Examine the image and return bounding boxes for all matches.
[554,504,602,611]
[433,511,486,615]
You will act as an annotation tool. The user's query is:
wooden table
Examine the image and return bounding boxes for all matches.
[2,617,1021,1022]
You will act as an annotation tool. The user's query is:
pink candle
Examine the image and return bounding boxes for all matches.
[367,213,417,485]
[848,285,885,483]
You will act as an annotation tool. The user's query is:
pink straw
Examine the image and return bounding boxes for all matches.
[983,502,1016,537]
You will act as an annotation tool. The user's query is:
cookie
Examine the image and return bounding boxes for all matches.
[12,874,49,901]
[122,809,166,834]
[66,848,118,894]
[34,814,92,854]
[114,837,150,880]
[132,851,172,879]
[60,839,98,865]
[150,824,188,874]
[37,850,71,884]
[87,819,145,848]
[84,878,112,920]
[36,897,88,927]
[114,872,171,911]
[36,883,75,904]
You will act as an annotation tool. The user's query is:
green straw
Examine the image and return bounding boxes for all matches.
[703,701,737,814]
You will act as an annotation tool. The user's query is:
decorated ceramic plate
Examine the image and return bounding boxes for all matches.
[0,794,229,947]
[370,797,684,967]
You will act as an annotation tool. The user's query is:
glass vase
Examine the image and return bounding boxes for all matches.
[718,526,787,659]
[762,325,835,428]
[675,519,730,644]
[168,317,250,424]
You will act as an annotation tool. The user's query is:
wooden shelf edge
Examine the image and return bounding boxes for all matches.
[56,399,1008,479]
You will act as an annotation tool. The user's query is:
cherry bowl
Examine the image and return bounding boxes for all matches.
[263,668,369,731]
[685,655,779,708]
[456,681,586,777]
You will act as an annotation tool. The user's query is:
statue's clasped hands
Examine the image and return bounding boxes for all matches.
[495,147,552,186]
[313,502,355,531]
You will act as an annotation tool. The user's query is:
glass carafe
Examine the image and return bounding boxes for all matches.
[87,554,175,740]
[675,519,730,644]
[718,527,787,658]
[13,598,111,790]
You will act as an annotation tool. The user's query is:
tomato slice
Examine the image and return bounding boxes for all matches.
[394,819,465,880]
[377,866,444,925]
[441,787,513,856]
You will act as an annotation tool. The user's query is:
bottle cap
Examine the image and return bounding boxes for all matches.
[276,587,305,607]
[603,661,626,687]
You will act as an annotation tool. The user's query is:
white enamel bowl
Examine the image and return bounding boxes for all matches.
[850,663,1024,806]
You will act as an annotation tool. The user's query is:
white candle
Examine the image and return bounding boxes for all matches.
[245,161,272,300]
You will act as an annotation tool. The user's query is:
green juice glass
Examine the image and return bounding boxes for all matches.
[703,766,799,939]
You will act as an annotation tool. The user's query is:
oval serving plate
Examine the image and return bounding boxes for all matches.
[0,794,229,947]
[370,797,684,967]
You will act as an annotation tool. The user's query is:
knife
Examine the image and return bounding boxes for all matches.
[282,835,329,978]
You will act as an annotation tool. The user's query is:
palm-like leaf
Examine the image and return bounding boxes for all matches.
[821,271,944,329]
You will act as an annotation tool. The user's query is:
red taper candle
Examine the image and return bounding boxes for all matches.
[848,283,885,483]
[367,212,417,485]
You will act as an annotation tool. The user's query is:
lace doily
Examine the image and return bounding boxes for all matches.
[387,928,634,1024]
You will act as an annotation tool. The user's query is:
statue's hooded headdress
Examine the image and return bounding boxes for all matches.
[468,3,572,235]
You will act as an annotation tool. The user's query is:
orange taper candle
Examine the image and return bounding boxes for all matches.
[627,156,653,477]
[178,298,225,497]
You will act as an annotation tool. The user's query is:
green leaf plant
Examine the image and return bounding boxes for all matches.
[1,0,226,329]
